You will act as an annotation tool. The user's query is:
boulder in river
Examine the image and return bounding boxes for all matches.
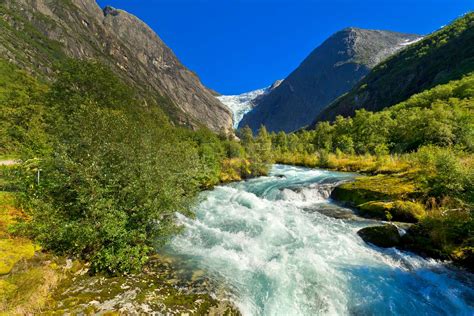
[357,224,401,248]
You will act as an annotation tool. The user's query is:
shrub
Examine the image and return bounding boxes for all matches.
[14,61,204,274]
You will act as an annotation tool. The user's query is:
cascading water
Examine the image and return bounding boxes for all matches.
[168,165,474,315]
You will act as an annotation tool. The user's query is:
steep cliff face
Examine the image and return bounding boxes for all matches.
[239,28,420,132]
[315,13,474,123]
[0,0,232,132]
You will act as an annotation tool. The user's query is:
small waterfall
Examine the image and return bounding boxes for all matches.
[279,181,347,203]
[168,164,474,316]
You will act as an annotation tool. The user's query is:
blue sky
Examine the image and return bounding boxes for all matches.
[96,0,473,95]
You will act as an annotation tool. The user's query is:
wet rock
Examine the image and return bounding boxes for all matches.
[358,201,425,223]
[46,255,241,314]
[357,224,401,248]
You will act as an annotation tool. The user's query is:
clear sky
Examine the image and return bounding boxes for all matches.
[96,0,473,95]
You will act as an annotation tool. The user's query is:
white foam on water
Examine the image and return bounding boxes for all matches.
[169,165,474,316]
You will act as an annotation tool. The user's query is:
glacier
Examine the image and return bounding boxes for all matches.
[217,80,282,128]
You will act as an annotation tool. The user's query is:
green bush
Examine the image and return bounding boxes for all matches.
[7,59,271,274]
[12,61,207,273]
[414,145,471,203]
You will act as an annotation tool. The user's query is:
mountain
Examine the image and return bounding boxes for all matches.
[239,28,421,132]
[0,0,232,132]
[316,13,474,123]
[217,80,283,128]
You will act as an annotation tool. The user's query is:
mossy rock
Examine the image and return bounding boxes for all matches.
[357,224,401,248]
[0,238,36,275]
[451,247,474,272]
[358,200,425,223]
[331,174,417,206]
[401,217,473,272]
[358,201,393,219]
[390,201,425,222]
[0,261,61,314]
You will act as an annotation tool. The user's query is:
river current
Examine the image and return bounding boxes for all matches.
[168,165,473,315]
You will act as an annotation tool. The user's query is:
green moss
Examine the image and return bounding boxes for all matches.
[357,224,401,248]
[401,211,473,271]
[45,256,240,314]
[331,174,422,223]
[391,201,425,222]
[0,261,61,314]
[358,201,394,219]
[452,247,474,271]
[0,239,35,275]
[358,200,425,223]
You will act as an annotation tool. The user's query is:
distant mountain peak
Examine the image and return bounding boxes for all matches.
[0,0,232,132]
[239,28,420,132]
[103,6,120,17]
[315,13,473,123]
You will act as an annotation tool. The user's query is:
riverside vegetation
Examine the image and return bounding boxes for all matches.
[1,9,473,314]
[239,70,473,271]
[0,58,269,313]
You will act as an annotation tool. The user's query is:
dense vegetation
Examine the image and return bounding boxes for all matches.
[241,72,473,269]
[317,12,474,122]
[0,59,270,274]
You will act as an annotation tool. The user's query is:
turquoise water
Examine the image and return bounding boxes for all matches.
[169,165,474,315]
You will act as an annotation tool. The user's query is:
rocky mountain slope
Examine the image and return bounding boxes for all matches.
[0,0,232,132]
[217,80,282,128]
[239,28,420,132]
[315,13,474,123]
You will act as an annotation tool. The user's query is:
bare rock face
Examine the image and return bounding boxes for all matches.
[315,13,474,124]
[239,28,420,132]
[0,0,232,132]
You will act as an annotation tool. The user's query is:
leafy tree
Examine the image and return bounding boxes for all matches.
[15,61,203,273]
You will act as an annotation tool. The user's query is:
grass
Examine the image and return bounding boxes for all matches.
[0,188,62,314]
[0,261,60,314]
[0,192,35,275]
[0,164,63,314]
[279,151,473,270]
[0,155,19,161]
[274,152,412,175]
[0,162,239,313]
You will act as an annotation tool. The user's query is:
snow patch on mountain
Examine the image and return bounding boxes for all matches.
[399,37,424,46]
[218,80,283,128]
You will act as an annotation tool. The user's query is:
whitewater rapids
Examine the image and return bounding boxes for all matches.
[168,165,474,315]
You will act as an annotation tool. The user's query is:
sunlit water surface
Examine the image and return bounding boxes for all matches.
[167,165,474,315]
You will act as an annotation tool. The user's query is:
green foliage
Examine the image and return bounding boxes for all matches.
[13,61,205,274]
[237,126,272,177]
[6,59,269,274]
[413,146,473,206]
[271,73,474,157]
[319,12,474,121]
[317,150,330,168]
[0,60,50,156]
[402,209,473,270]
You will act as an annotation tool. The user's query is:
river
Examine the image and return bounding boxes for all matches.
[168,165,473,315]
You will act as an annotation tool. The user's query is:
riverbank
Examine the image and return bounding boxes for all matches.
[0,163,242,314]
[166,164,474,315]
[274,152,473,272]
